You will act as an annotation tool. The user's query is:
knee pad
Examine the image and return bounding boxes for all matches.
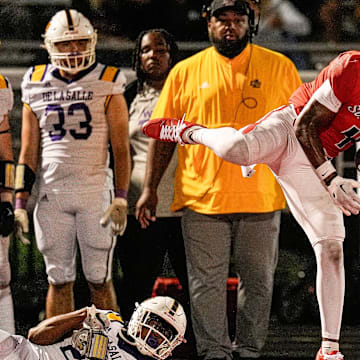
[313,239,344,264]
[47,266,76,285]
[0,286,11,300]
[83,264,111,284]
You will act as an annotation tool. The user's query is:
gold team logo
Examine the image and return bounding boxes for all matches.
[250,79,261,88]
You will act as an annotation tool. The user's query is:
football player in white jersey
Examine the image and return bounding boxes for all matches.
[14,9,131,318]
[0,296,187,360]
[0,72,15,334]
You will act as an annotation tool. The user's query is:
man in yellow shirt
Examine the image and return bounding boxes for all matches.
[137,1,301,359]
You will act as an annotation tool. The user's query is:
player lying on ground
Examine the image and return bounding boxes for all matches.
[0,296,186,360]
[141,51,360,360]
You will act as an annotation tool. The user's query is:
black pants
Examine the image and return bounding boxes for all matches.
[116,215,190,321]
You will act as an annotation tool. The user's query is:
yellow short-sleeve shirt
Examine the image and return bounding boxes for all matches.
[152,44,302,214]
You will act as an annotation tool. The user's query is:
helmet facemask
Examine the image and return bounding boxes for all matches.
[127,297,186,359]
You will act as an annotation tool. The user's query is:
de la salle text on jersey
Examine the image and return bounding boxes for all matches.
[42,90,94,102]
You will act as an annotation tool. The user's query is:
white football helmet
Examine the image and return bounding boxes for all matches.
[127,296,187,359]
[43,9,97,74]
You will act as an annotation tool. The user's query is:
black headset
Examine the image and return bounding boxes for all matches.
[201,0,260,40]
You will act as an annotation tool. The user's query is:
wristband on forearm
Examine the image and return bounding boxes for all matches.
[15,198,28,210]
[315,160,337,185]
[0,161,15,191]
[15,164,36,194]
[115,188,128,199]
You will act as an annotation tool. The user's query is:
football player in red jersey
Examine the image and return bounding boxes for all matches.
[141,51,360,360]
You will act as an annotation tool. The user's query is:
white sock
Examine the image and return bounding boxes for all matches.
[313,242,344,341]
[182,126,204,144]
[322,340,339,354]
[0,287,15,334]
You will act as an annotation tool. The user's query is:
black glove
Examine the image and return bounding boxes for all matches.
[0,202,15,237]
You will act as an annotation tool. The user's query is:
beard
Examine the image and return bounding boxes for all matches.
[143,68,170,82]
[209,32,249,59]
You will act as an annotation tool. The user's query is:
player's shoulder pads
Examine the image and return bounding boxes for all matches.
[0,74,9,89]
[99,65,120,83]
[30,64,49,82]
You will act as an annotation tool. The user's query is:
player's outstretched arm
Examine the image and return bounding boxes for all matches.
[28,307,88,345]
[101,94,130,236]
[294,99,336,168]
[14,105,39,235]
[294,98,360,215]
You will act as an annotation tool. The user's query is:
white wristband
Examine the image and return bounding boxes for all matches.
[315,160,336,181]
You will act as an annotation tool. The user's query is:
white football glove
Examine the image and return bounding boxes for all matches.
[84,304,110,330]
[14,208,29,233]
[327,176,360,216]
[14,209,30,244]
[100,198,127,236]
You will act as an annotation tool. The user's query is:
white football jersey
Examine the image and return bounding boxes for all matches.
[1,310,151,360]
[21,63,126,193]
[0,74,13,123]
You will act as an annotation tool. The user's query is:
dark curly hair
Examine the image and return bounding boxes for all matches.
[132,28,179,93]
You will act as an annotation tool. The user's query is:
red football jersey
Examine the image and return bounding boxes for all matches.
[290,51,360,158]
